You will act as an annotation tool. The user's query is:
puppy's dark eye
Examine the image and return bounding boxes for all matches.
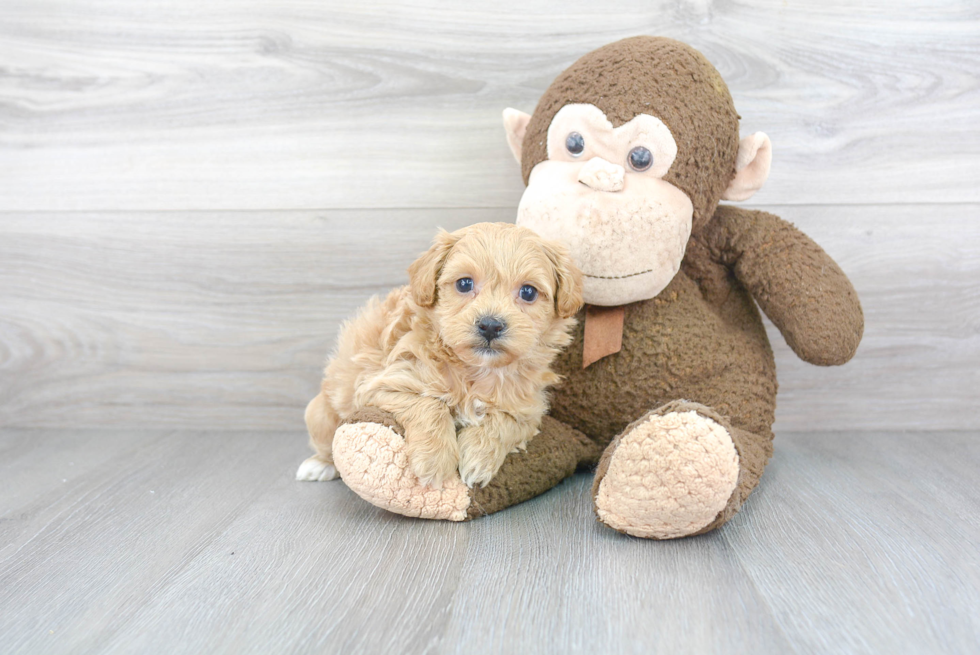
[565,132,585,157]
[519,285,538,302]
[628,146,653,171]
[455,278,474,293]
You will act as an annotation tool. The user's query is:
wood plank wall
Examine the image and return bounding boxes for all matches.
[1,0,978,431]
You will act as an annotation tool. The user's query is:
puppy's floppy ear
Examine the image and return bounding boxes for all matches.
[543,241,584,319]
[408,229,458,307]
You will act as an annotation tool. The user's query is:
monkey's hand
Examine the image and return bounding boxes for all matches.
[704,205,864,366]
[367,388,460,488]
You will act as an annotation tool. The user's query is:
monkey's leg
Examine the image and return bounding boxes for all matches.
[331,409,602,521]
[591,400,772,539]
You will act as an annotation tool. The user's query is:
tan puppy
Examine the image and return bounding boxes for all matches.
[297,222,583,488]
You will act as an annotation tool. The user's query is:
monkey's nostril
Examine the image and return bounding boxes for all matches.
[476,316,506,342]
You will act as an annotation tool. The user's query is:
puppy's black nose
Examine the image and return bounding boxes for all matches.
[477,316,506,342]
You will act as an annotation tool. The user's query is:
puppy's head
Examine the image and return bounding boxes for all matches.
[408,222,583,368]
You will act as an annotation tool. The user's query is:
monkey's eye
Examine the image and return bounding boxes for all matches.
[628,146,653,171]
[455,278,474,293]
[519,285,538,302]
[565,132,585,157]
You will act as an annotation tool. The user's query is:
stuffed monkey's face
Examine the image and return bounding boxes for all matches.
[515,104,694,307]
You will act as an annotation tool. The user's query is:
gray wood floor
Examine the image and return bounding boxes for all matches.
[0,428,977,655]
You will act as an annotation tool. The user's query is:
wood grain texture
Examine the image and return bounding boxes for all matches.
[0,0,977,211]
[2,204,977,431]
[767,203,980,431]
[726,431,980,654]
[0,428,977,654]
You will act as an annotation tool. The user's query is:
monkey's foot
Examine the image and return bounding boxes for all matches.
[331,409,471,521]
[592,402,740,539]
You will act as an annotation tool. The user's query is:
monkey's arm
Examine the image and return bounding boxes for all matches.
[702,205,864,366]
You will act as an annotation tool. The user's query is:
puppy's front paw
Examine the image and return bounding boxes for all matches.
[458,457,498,489]
[296,455,340,482]
[404,427,459,488]
[457,426,508,488]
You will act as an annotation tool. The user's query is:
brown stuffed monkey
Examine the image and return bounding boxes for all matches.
[325,36,864,539]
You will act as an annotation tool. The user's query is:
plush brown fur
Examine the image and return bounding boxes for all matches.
[301,222,583,488]
[513,38,861,536]
[520,36,740,231]
[323,37,864,538]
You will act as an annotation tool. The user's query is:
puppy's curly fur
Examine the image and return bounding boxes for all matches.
[297,222,584,488]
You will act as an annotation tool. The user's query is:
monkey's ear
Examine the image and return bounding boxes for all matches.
[408,230,458,307]
[544,241,585,319]
[503,108,532,165]
[722,132,772,202]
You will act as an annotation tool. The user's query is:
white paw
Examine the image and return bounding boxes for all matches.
[295,456,340,482]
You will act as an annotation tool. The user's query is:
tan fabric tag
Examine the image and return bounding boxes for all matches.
[582,305,625,368]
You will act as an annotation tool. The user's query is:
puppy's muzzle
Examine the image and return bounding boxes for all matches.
[476,316,506,342]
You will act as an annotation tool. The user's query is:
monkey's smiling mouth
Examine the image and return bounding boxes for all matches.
[582,268,656,280]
